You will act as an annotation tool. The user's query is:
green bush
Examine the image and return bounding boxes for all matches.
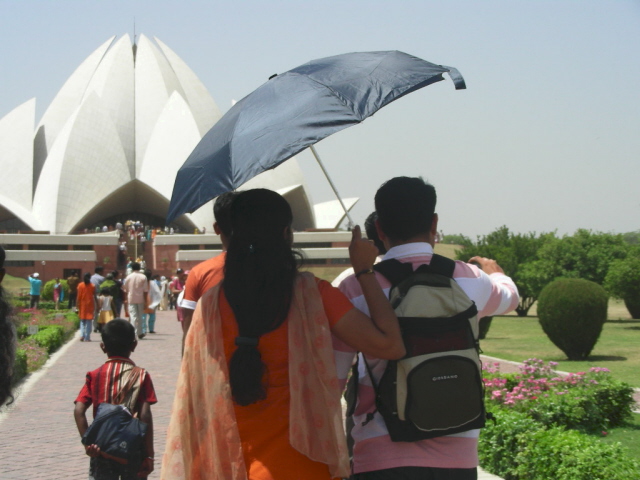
[478,316,493,339]
[41,279,69,301]
[525,374,634,432]
[30,325,65,354]
[12,349,28,384]
[605,255,640,319]
[537,278,608,360]
[480,406,640,479]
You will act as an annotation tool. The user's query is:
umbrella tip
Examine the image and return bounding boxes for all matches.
[269,73,278,80]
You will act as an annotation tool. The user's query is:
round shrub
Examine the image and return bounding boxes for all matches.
[41,279,69,301]
[604,256,640,319]
[537,278,608,360]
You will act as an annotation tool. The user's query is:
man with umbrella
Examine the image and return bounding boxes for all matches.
[334,177,519,480]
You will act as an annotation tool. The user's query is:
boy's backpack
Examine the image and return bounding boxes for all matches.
[346,254,486,442]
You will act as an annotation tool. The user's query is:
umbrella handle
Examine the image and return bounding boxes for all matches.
[309,145,355,229]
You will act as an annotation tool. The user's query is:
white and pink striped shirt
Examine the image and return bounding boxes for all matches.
[334,242,519,474]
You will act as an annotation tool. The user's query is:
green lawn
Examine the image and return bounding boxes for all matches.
[2,273,29,296]
[481,312,640,387]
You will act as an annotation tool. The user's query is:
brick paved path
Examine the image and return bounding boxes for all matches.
[0,310,183,479]
[0,310,503,480]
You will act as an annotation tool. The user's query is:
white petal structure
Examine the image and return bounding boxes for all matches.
[0,34,356,233]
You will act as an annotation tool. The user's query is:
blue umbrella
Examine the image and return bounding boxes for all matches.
[167,50,465,224]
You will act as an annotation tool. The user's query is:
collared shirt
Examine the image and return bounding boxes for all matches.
[123,272,149,305]
[335,242,519,473]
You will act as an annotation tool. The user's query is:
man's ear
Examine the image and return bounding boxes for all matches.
[213,222,222,235]
[431,213,439,236]
[100,342,107,354]
[430,213,439,245]
[375,219,392,251]
[131,340,138,353]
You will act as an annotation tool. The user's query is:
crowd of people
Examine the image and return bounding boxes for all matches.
[1,177,520,480]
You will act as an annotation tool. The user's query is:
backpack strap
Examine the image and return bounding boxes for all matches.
[373,259,414,287]
[425,253,456,278]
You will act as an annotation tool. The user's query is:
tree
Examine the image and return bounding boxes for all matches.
[455,226,554,316]
[441,233,471,245]
[604,248,640,319]
[519,230,629,302]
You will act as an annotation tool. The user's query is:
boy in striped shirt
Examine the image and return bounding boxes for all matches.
[74,319,157,479]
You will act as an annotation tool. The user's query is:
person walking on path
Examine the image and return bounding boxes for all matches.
[180,192,236,351]
[74,319,157,479]
[28,272,42,309]
[96,287,115,328]
[67,270,80,310]
[123,262,149,339]
[53,278,63,310]
[77,273,96,342]
[334,177,520,480]
[91,267,106,332]
[161,189,404,480]
[168,269,186,311]
[142,270,162,335]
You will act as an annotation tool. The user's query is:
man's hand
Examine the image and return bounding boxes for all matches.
[138,457,154,477]
[469,256,505,275]
[349,225,378,273]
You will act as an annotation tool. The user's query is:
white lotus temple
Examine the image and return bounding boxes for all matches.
[0,34,357,234]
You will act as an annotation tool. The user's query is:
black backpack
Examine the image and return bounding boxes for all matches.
[345,254,486,442]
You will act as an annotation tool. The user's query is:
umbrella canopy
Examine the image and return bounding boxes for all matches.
[167,50,465,223]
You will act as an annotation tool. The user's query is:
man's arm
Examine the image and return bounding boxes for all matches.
[465,256,519,318]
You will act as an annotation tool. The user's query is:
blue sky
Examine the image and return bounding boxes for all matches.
[1,0,638,238]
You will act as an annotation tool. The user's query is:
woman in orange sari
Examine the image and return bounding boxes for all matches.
[163,189,405,480]
[76,273,95,342]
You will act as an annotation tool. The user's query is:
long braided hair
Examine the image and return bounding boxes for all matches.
[223,189,300,406]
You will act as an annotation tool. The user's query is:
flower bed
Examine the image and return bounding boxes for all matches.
[12,307,80,382]
[480,359,640,479]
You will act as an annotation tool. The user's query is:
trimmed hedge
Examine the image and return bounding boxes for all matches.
[30,325,65,354]
[480,406,640,479]
[537,278,608,360]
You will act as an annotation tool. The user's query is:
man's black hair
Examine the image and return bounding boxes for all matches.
[214,192,238,237]
[364,212,387,255]
[130,262,141,271]
[95,266,104,273]
[101,319,136,357]
[375,176,436,242]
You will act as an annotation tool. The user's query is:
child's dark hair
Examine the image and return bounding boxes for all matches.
[101,319,136,357]
[100,286,112,295]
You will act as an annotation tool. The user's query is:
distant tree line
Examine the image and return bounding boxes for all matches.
[445,228,640,318]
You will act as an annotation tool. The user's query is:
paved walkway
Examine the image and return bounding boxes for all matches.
[0,310,502,479]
